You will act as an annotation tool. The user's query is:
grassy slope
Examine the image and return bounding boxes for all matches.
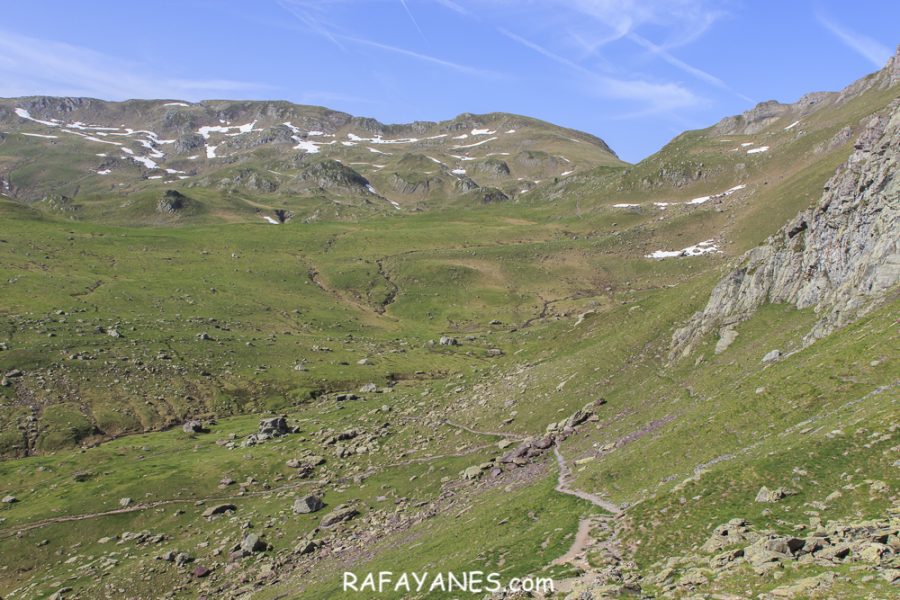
[0,82,896,598]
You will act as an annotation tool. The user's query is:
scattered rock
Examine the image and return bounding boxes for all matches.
[462,465,483,480]
[755,486,794,503]
[192,565,211,578]
[182,420,204,434]
[715,327,738,354]
[762,349,782,363]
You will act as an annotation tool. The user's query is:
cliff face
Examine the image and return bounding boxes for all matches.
[671,99,899,360]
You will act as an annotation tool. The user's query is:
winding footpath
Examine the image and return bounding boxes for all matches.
[553,444,622,514]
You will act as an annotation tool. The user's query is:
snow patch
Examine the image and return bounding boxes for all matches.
[21,132,58,139]
[14,108,59,127]
[163,102,190,107]
[471,128,495,135]
[197,121,256,140]
[451,168,467,175]
[747,146,769,154]
[131,156,159,169]
[96,169,111,175]
[293,139,320,154]
[261,216,280,225]
[613,203,639,208]
[647,240,719,259]
[784,120,800,130]
[452,136,497,149]
[205,145,218,159]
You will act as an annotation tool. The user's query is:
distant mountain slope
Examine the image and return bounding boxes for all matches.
[0,98,624,221]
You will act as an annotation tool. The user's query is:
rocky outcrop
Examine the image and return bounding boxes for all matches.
[465,186,508,204]
[714,100,792,136]
[473,158,511,178]
[157,190,189,214]
[671,100,899,359]
[294,160,369,191]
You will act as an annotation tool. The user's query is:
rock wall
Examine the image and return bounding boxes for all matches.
[671,99,899,359]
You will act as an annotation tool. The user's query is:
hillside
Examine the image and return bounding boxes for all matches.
[0,48,896,600]
[0,99,623,223]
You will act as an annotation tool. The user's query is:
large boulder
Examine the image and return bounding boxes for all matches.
[202,503,236,518]
[292,495,325,514]
[259,416,289,437]
[182,420,204,434]
[320,506,358,527]
[755,486,794,503]
[239,533,268,554]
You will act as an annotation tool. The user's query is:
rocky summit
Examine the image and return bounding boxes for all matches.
[0,35,897,600]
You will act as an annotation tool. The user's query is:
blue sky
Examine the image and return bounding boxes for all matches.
[0,1,896,162]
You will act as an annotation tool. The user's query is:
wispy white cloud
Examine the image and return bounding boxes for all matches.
[399,0,429,43]
[499,28,703,115]
[337,34,499,78]
[432,0,469,15]
[277,1,497,78]
[0,30,268,100]
[816,12,892,68]
[600,78,704,118]
[627,33,753,103]
[481,1,740,105]
[536,0,723,49]
[498,28,591,75]
[276,0,349,51]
